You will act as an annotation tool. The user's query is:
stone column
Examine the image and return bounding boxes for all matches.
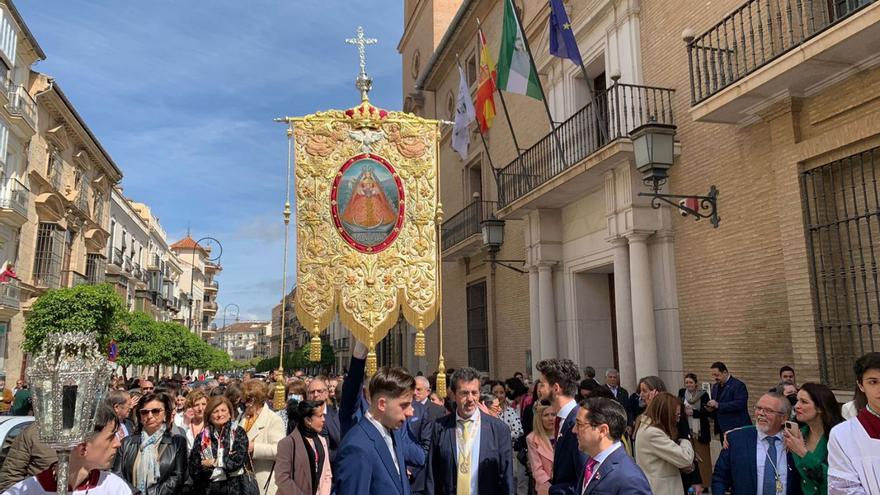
[529,266,541,377]
[628,232,658,378]
[611,237,637,392]
[537,263,558,360]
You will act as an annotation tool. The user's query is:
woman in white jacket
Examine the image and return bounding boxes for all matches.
[634,391,695,495]
[240,379,286,495]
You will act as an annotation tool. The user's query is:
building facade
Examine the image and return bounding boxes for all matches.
[171,235,221,337]
[0,0,43,377]
[404,0,880,398]
[214,320,271,361]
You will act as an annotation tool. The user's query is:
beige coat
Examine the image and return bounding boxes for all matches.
[634,419,694,495]
[245,406,285,495]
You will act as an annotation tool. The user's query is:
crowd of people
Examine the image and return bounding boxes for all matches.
[0,346,877,494]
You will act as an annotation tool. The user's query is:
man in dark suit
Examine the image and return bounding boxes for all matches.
[575,397,651,494]
[406,387,434,495]
[308,375,342,461]
[414,375,446,421]
[537,358,586,495]
[601,368,629,406]
[706,361,752,437]
[431,366,514,495]
[712,392,803,495]
[335,366,416,495]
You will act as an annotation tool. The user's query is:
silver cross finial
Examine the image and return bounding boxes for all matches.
[346,26,378,101]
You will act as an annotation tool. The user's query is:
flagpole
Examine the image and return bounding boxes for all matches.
[476,20,521,154]
[505,0,567,166]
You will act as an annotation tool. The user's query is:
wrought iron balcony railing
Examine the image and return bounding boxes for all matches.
[441,200,497,251]
[687,0,875,105]
[112,248,124,267]
[0,178,29,218]
[0,279,20,309]
[6,84,36,128]
[497,83,674,207]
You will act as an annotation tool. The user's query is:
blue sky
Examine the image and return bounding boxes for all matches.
[17,1,405,322]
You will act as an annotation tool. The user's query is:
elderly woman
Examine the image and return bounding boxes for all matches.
[241,379,285,495]
[526,399,555,495]
[113,392,188,495]
[275,400,332,495]
[188,396,253,495]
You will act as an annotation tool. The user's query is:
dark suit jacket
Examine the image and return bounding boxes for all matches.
[324,404,341,462]
[407,400,434,494]
[709,376,752,436]
[550,403,588,495]
[576,446,652,495]
[711,426,803,495]
[424,400,446,422]
[603,385,629,406]
[336,417,412,495]
[430,411,514,495]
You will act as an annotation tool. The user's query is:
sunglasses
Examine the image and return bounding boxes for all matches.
[139,408,164,417]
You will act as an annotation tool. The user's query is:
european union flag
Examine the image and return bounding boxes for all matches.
[549,0,583,66]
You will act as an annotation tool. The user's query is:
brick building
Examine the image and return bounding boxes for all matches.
[402,0,880,397]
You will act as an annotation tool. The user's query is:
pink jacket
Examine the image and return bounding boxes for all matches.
[526,432,555,495]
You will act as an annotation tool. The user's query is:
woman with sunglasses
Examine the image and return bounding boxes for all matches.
[113,392,188,495]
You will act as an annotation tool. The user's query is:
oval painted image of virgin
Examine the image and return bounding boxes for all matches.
[331,153,405,253]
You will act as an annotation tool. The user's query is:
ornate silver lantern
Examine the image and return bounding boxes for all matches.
[27,332,113,495]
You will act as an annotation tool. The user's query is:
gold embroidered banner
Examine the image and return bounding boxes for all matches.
[292,99,440,371]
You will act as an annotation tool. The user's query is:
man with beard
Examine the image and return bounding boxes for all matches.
[537,358,586,495]
[711,392,803,494]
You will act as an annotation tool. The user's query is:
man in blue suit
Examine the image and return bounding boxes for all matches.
[712,391,803,495]
[536,358,587,495]
[575,397,651,494]
[307,376,342,461]
[706,361,752,437]
[335,366,416,495]
[431,367,513,495]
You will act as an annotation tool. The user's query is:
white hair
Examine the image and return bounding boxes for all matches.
[605,368,620,378]
[415,375,431,390]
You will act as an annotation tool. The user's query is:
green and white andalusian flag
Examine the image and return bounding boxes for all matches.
[496,0,542,100]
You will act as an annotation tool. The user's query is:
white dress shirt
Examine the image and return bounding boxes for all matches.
[756,429,787,495]
[456,407,482,494]
[556,399,577,439]
[365,411,400,474]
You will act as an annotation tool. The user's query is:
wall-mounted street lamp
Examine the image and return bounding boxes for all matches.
[631,119,720,228]
[480,216,527,274]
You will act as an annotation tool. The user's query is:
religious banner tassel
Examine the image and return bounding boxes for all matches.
[436,356,447,399]
[366,335,377,377]
[310,322,321,362]
[414,316,425,357]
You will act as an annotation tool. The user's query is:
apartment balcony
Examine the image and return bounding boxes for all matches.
[0,178,29,227]
[204,280,219,293]
[205,261,222,273]
[147,254,160,270]
[123,256,133,274]
[687,0,880,123]
[496,83,675,218]
[111,248,124,268]
[6,84,36,132]
[441,200,497,259]
[0,279,21,316]
[203,300,218,313]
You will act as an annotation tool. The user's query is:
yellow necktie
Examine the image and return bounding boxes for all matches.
[457,419,473,494]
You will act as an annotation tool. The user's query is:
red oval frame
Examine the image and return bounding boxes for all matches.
[330,153,406,254]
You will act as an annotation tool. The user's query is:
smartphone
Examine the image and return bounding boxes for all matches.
[785,420,798,432]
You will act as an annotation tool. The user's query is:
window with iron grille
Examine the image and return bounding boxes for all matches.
[85,254,106,284]
[33,223,64,288]
[801,146,880,389]
[466,281,489,372]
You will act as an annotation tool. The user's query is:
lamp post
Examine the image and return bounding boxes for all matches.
[221,303,240,354]
[631,118,720,227]
[187,236,222,333]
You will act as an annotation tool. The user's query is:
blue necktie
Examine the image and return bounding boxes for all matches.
[763,436,778,495]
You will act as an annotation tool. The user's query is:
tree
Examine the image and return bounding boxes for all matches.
[115,311,161,377]
[25,284,126,353]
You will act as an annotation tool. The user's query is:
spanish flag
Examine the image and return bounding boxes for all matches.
[475,29,496,134]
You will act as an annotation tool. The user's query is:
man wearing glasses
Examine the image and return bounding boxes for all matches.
[711,392,803,494]
[308,376,341,462]
[574,397,651,494]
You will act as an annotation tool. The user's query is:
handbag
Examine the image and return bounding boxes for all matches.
[235,453,260,495]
